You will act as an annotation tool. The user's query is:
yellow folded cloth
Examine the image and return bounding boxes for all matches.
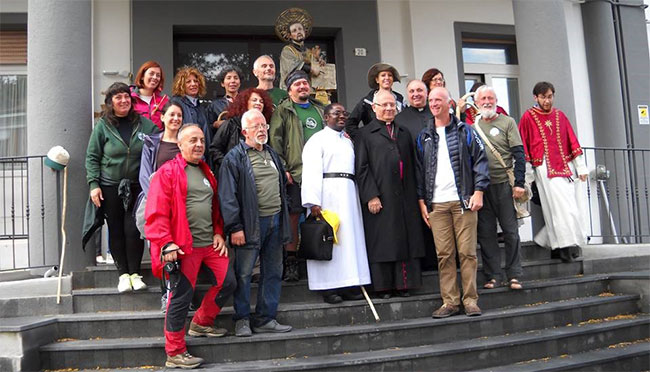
[320,210,340,244]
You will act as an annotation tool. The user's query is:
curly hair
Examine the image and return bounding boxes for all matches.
[172,66,207,97]
[225,88,273,122]
[134,60,164,92]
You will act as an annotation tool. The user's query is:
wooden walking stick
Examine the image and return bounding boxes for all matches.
[56,166,68,304]
[360,286,380,322]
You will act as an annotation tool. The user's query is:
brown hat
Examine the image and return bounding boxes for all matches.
[275,8,313,43]
[367,62,401,90]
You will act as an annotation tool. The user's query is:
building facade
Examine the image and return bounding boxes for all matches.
[0,0,648,272]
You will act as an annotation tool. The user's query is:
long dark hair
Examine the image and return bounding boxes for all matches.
[103,82,138,126]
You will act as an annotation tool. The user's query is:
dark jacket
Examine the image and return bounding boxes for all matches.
[209,116,243,175]
[394,105,433,143]
[355,119,425,263]
[345,90,405,140]
[218,140,292,249]
[171,95,212,166]
[415,114,490,211]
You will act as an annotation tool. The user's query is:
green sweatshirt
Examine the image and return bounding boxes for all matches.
[85,115,158,189]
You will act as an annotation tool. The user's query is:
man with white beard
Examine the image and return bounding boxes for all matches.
[219,109,293,336]
[473,85,525,290]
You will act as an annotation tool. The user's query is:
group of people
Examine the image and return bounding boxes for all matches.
[84,50,588,368]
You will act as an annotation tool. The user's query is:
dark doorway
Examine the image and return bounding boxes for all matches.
[174,32,336,102]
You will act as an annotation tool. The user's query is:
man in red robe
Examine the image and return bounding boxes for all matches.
[518,81,588,262]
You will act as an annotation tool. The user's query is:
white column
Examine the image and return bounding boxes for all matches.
[27,0,93,272]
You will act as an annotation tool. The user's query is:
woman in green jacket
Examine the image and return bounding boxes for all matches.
[86,82,158,293]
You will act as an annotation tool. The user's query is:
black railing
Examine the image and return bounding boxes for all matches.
[0,155,54,271]
[583,147,650,244]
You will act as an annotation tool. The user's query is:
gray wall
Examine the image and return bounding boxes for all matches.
[512,0,577,126]
[131,0,382,108]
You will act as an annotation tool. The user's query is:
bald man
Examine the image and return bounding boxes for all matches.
[355,90,425,298]
[415,87,489,319]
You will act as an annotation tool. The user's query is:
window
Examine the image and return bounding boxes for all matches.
[462,40,517,65]
[0,68,27,157]
[461,35,520,120]
[174,33,336,101]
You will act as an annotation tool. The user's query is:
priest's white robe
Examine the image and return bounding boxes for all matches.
[301,127,371,290]
[532,156,588,249]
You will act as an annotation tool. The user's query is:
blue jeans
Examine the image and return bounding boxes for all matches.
[233,213,283,327]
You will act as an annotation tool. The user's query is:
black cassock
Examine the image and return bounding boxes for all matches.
[394,106,438,270]
[354,119,425,292]
[394,105,432,141]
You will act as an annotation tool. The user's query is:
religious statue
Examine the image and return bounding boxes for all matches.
[275,8,336,103]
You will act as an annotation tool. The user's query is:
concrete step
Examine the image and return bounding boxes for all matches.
[70,259,582,313]
[55,275,616,339]
[121,316,650,371]
[71,242,552,290]
[39,298,647,370]
[472,339,650,372]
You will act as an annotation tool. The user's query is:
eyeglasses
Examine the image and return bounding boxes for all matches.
[331,110,350,116]
[245,124,269,131]
[373,102,396,108]
[432,77,445,83]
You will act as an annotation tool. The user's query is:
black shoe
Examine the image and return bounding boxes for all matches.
[323,293,343,304]
[558,248,574,263]
[396,290,410,297]
[374,291,391,299]
[284,257,299,282]
[339,287,364,301]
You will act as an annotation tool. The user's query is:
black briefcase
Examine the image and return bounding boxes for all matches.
[297,215,334,261]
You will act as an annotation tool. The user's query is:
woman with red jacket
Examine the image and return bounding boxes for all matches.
[131,61,169,130]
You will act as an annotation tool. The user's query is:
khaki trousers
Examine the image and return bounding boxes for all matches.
[429,201,478,307]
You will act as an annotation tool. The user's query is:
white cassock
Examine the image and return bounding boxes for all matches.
[301,126,371,290]
[532,155,588,249]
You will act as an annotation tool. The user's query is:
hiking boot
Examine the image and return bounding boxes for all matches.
[464,303,482,317]
[188,321,227,337]
[432,303,460,318]
[165,351,204,369]
[117,273,132,293]
[130,273,148,291]
[235,318,252,337]
[252,319,292,333]
[284,256,299,282]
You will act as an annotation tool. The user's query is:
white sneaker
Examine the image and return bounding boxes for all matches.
[118,273,133,293]
[130,273,147,291]
[105,254,114,265]
[96,255,105,264]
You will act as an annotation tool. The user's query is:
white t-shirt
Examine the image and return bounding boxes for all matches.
[432,126,460,203]
[139,95,153,104]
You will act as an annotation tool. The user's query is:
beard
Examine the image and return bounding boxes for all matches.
[255,135,268,146]
[479,107,497,119]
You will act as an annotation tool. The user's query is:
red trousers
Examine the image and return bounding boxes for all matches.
[164,246,235,356]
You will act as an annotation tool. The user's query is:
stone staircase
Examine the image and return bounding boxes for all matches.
[1,242,649,371]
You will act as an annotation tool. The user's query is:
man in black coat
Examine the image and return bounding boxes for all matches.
[395,79,433,139]
[395,79,437,271]
[355,90,425,298]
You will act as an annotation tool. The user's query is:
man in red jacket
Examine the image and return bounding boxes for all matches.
[145,124,235,369]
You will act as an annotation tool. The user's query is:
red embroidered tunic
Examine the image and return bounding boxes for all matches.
[518,107,583,178]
